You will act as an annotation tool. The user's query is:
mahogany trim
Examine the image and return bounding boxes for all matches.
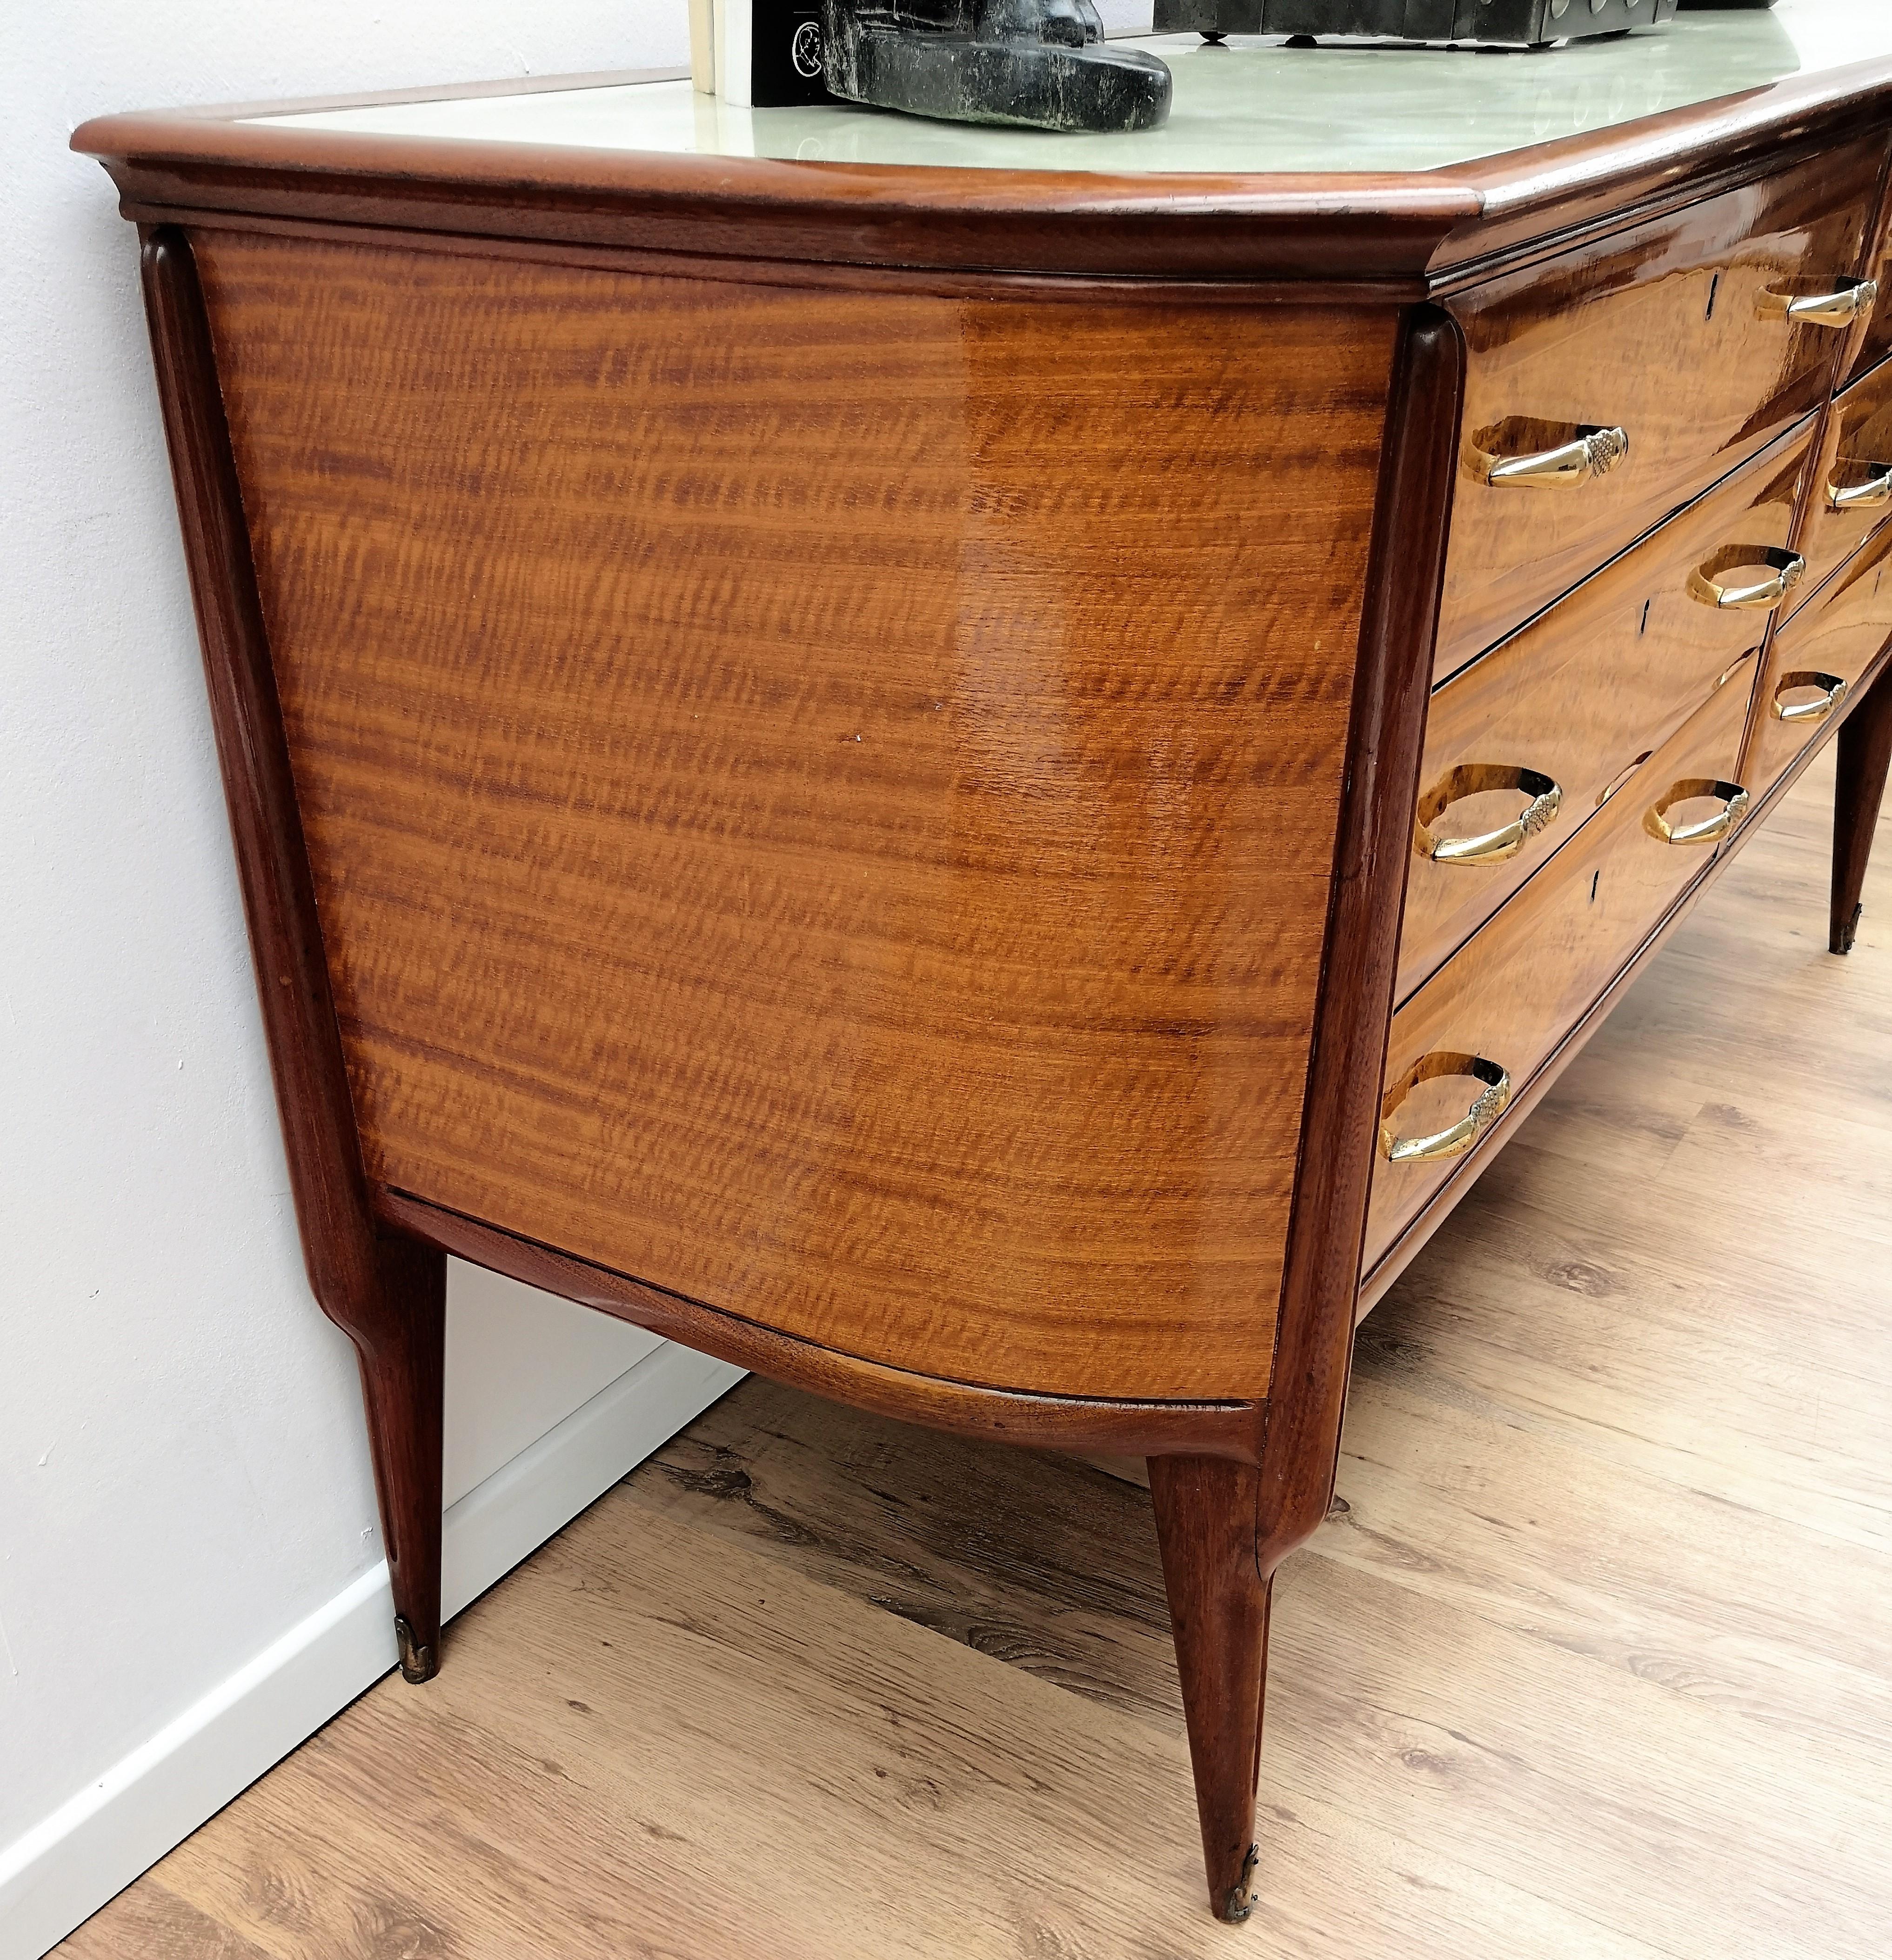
[1357,633,1892,1318]
[151,204,1417,308]
[77,112,1474,285]
[374,1189,1267,1461]
[137,224,450,1668]
[71,54,1892,286]
[1250,304,1465,1556]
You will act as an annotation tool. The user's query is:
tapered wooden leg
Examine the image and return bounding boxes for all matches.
[1833,664,1892,953]
[1148,1455,1270,1923]
[348,1236,447,1682]
[139,226,450,1685]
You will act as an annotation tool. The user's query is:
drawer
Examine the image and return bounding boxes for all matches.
[1790,354,1892,609]
[1844,179,1892,390]
[1742,520,1892,803]
[1438,135,1883,678]
[1397,422,1809,1002]
[1366,672,1754,1277]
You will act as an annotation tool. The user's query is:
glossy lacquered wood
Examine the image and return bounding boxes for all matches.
[1790,352,1892,608]
[80,52,1892,1933]
[1833,664,1892,954]
[137,228,450,1680]
[381,1186,1269,1459]
[190,225,1398,1405]
[1367,672,1754,1276]
[1437,137,1880,676]
[1844,147,1892,389]
[1148,1455,1269,1925]
[1140,308,1464,1923]
[1743,521,1892,802]
[1399,422,1810,1001]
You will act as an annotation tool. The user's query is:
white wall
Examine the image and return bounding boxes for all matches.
[0,6,726,1954]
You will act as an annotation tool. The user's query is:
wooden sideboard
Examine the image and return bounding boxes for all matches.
[74,16,1892,1925]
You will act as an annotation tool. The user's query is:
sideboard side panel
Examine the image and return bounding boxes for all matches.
[194,228,1397,1402]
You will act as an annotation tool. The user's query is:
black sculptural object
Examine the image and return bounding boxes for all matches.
[1155,0,1677,40]
[820,0,1172,132]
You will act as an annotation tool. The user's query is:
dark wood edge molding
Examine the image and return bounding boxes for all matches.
[1432,62,1892,278]
[139,224,449,1660]
[1249,303,1465,1570]
[76,116,1476,285]
[138,225,386,1324]
[124,206,1424,309]
[374,1189,1267,1461]
[72,56,1892,286]
[1358,631,1892,1318]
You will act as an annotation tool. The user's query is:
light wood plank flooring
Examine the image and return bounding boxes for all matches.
[58,750,1892,1959]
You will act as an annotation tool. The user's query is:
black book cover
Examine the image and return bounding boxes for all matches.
[750,0,832,107]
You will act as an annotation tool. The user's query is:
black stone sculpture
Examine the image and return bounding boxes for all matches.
[820,0,1173,132]
[1155,0,1677,41]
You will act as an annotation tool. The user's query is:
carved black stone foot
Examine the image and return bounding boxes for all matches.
[821,0,1171,131]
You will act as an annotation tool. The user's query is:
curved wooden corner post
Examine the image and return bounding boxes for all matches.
[1832,655,1892,952]
[1148,304,1466,1924]
[138,226,448,1683]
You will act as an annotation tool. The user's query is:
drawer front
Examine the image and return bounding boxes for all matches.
[1398,423,1809,1001]
[1439,136,1882,677]
[1367,674,1754,1277]
[1844,185,1892,390]
[1743,520,1892,800]
[1791,354,1892,608]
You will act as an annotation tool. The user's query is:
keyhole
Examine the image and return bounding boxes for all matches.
[1590,870,1601,904]
[1639,599,1651,636]
[1705,273,1720,321]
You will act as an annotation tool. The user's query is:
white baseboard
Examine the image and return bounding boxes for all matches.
[0,1342,742,1960]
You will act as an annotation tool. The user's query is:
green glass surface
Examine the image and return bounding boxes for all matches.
[256,2,1892,178]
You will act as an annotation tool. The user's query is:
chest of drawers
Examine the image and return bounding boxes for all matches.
[75,14,1892,1927]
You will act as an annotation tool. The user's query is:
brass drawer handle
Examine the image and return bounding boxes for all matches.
[1826,463,1892,511]
[1413,763,1563,866]
[1758,276,1879,328]
[1772,670,1848,724]
[1476,424,1629,489]
[1379,1053,1512,1164]
[1645,778,1751,848]
[1686,546,1805,612]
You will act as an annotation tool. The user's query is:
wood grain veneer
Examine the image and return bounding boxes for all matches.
[192,227,1397,1403]
[138,228,450,1680]
[1743,519,1892,800]
[1437,137,1880,676]
[83,55,1892,1928]
[1400,421,1810,1001]
[1792,353,1892,607]
[1368,671,1754,1271]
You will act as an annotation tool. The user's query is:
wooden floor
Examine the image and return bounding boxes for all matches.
[61,750,1892,1960]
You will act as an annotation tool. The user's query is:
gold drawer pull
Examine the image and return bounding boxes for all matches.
[1686,546,1805,612]
[1758,276,1879,328]
[1414,763,1563,866]
[1379,1053,1512,1164]
[1477,424,1629,490]
[1645,778,1751,847]
[1827,463,1892,511]
[1772,670,1848,724]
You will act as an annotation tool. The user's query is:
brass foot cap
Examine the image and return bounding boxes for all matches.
[1217,1845,1260,1923]
[394,1615,438,1684]
[1834,902,1864,955]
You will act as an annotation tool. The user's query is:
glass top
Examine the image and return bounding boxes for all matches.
[251,2,1892,178]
